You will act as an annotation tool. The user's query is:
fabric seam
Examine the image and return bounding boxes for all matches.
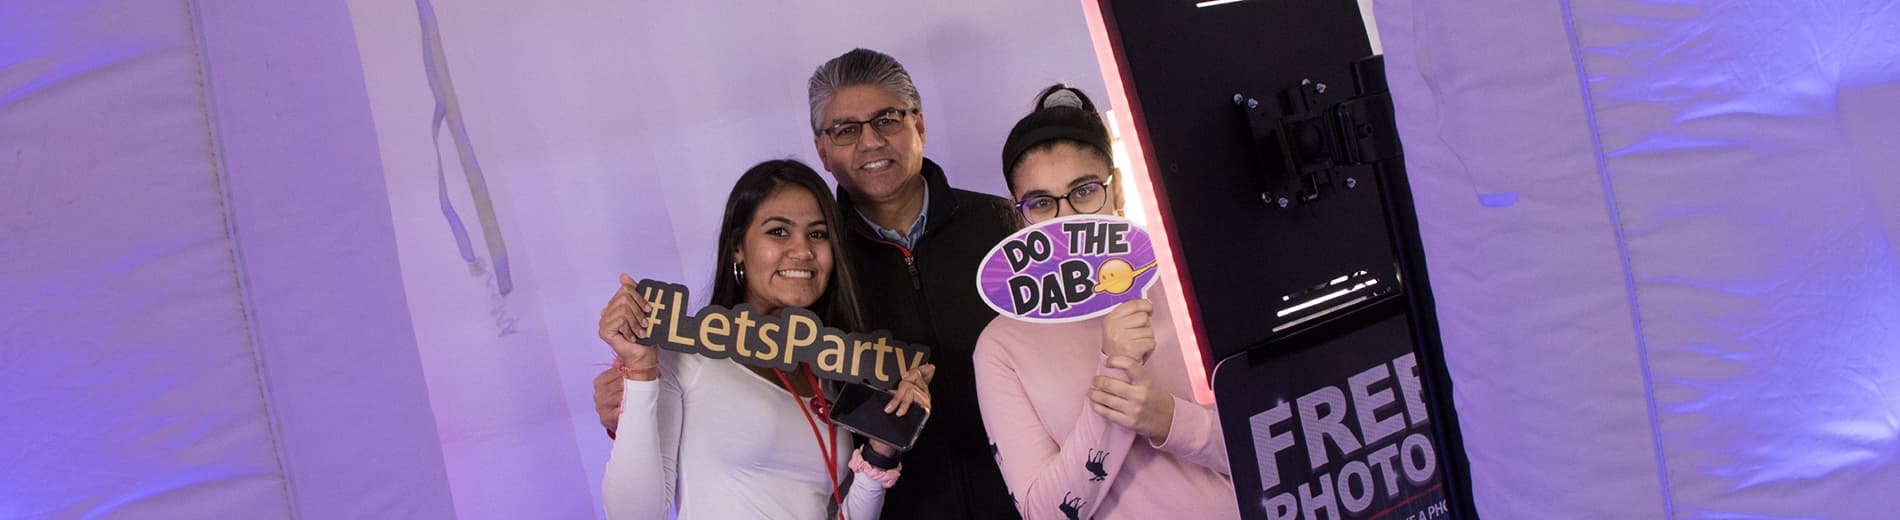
[1557,2,1676,518]
[182,1,303,517]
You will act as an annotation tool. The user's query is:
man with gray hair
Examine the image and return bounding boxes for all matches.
[804,48,1021,519]
[592,48,1021,518]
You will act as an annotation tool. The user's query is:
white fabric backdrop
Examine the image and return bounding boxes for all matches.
[341,1,1109,517]
[3,0,1107,517]
[1378,0,1900,517]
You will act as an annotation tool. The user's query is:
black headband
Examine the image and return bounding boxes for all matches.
[1000,122,1113,174]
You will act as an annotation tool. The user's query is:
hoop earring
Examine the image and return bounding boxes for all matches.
[732,262,746,285]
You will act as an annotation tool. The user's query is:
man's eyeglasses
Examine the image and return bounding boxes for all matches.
[1014,176,1114,223]
[818,108,919,146]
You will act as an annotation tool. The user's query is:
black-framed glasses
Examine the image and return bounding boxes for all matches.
[818,108,919,146]
[1014,176,1114,223]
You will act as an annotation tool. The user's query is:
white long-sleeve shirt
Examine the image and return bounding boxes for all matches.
[603,351,886,520]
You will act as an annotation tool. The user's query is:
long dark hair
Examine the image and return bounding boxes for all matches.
[708,160,865,333]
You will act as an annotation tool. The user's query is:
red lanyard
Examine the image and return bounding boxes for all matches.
[773,367,843,519]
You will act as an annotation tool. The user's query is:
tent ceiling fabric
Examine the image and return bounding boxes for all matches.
[3,0,456,517]
[0,1,291,517]
[1374,0,1669,516]
[1380,0,1900,517]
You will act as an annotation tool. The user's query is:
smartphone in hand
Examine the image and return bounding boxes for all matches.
[829,383,930,452]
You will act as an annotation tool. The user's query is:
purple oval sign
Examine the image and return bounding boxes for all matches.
[977,215,1160,323]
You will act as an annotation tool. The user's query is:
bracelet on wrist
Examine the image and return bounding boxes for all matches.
[860,445,901,470]
[616,365,660,380]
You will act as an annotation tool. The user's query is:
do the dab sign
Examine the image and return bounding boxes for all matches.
[977,215,1161,323]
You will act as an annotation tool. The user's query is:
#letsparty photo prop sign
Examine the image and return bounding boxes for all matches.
[977,215,1161,323]
[633,279,929,390]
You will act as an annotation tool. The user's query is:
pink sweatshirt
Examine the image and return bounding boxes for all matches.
[973,284,1238,520]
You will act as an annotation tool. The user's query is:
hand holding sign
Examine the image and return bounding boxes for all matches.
[1099,299,1155,361]
[598,273,659,381]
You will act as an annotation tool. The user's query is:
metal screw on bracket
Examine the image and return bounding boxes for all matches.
[1316,83,1328,94]
[1345,177,1358,189]
[1233,94,1244,105]
[1277,197,1290,208]
[1246,98,1259,109]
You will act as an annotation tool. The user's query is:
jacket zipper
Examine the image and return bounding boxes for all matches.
[903,255,919,289]
[858,231,922,290]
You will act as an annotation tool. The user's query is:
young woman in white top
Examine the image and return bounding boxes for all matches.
[597,160,934,520]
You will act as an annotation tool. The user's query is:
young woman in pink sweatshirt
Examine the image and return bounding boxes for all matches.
[973,85,1239,520]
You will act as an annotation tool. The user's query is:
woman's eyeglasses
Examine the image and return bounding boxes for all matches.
[1014,176,1113,223]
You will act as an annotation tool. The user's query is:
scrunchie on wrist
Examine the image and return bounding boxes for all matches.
[849,447,902,489]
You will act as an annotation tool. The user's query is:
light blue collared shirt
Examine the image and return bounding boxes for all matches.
[858,182,930,250]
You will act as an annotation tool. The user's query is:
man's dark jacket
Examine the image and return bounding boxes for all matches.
[838,158,1023,519]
